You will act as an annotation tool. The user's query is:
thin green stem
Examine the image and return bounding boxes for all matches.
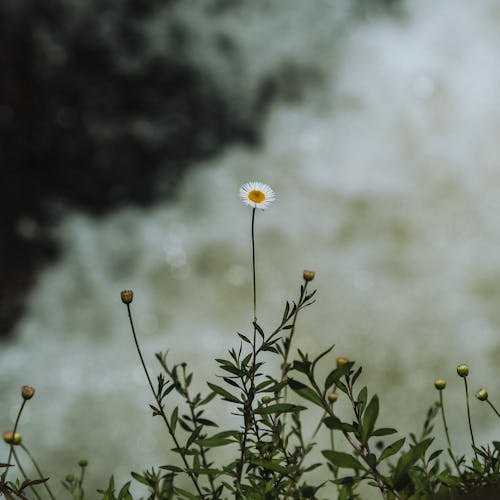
[125,304,205,499]
[438,391,461,475]
[2,399,26,481]
[463,378,477,458]
[19,443,55,500]
[486,399,500,418]
[251,207,257,325]
[12,448,42,500]
[236,207,258,499]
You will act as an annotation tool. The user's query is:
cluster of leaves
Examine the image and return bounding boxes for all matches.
[97,279,499,499]
[2,278,499,499]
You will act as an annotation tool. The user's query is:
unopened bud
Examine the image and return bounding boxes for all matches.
[475,388,488,401]
[434,379,446,391]
[327,392,338,403]
[120,290,134,304]
[78,459,88,467]
[303,270,315,282]
[21,385,35,400]
[65,474,75,482]
[261,396,272,404]
[336,356,349,368]
[2,431,22,445]
[456,364,469,378]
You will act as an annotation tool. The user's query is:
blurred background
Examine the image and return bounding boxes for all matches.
[1,0,500,497]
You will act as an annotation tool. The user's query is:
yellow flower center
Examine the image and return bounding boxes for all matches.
[248,189,266,203]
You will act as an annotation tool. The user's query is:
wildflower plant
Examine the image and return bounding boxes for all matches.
[1,181,500,499]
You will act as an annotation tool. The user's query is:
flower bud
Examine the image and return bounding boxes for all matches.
[78,459,88,467]
[65,474,75,482]
[456,364,469,378]
[336,356,349,368]
[303,270,315,282]
[327,392,338,403]
[261,396,272,404]
[475,388,488,401]
[434,379,446,390]
[2,431,22,445]
[120,290,134,304]
[21,385,35,400]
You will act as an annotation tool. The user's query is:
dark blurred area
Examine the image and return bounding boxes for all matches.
[0,0,400,336]
[0,0,277,336]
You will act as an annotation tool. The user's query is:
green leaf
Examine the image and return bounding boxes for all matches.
[237,333,251,344]
[372,427,397,437]
[254,403,306,415]
[196,437,235,448]
[437,474,461,486]
[288,379,324,408]
[207,382,241,404]
[186,426,203,449]
[361,394,379,444]
[196,418,218,427]
[170,406,178,433]
[379,438,405,461]
[253,321,265,339]
[130,471,151,487]
[393,438,433,485]
[428,449,443,461]
[250,459,290,474]
[357,386,368,415]
[322,451,366,471]
[174,486,199,499]
[160,465,183,472]
[324,362,355,390]
[118,481,132,500]
[199,392,216,406]
[323,416,357,433]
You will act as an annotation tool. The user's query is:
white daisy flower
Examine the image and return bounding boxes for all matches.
[239,181,275,210]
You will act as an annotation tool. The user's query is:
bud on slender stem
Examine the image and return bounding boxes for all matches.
[434,379,446,391]
[475,388,488,401]
[21,385,35,400]
[456,363,469,377]
[303,270,315,282]
[120,289,134,305]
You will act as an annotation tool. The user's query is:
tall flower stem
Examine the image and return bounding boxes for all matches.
[19,443,55,500]
[2,399,26,481]
[125,303,205,498]
[462,378,477,458]
[236,207,259,498]
[438,391,461,474]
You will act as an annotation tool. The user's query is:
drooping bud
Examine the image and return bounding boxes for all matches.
[336,356,349,368]
[327,392,339,403]
[120,290,134,304]
[303,270,315,282]
[434,379,446,391]
[21,385,35,400]
[475,388,488,401]
[456,364,469,378]
[2,431,22,445]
